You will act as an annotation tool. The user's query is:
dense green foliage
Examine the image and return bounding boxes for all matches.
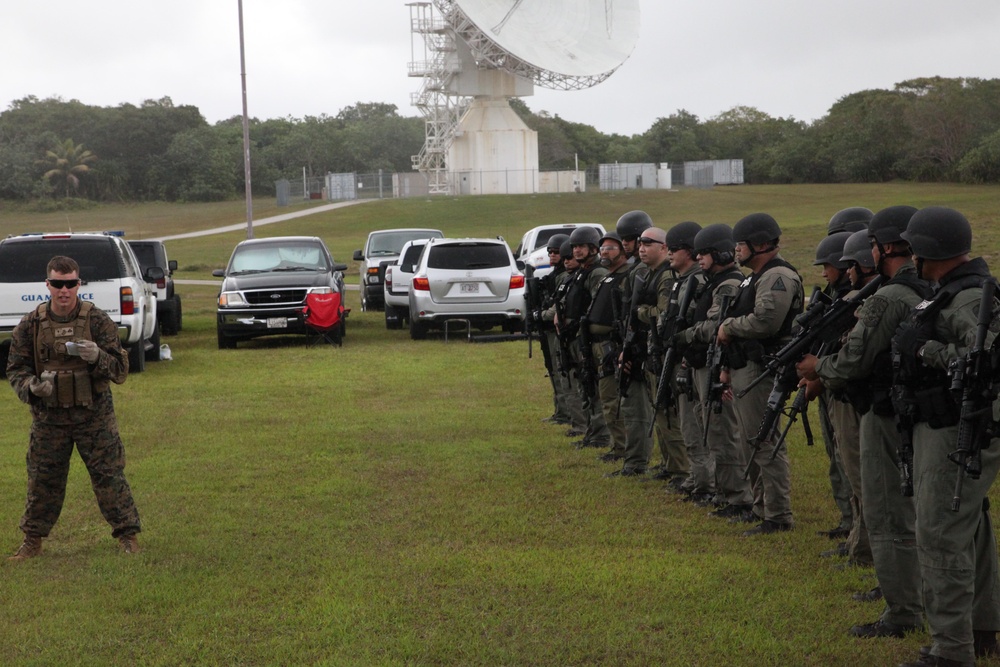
[3,77,1000,204]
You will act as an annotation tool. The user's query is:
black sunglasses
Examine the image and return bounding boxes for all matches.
[638,238,665,246]
[48,279,80,289]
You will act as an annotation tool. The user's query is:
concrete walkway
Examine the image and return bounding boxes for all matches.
[152,199,372,242]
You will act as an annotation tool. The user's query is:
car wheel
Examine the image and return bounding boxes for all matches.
[145,324,162,362]
[127,341,146,373]
[160,299,178,336]
[409,317,428,340]
[175,294,183,332]
[217,328,237,350]
[0,340,9,373]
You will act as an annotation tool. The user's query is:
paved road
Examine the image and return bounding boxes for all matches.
[164,199,371,290]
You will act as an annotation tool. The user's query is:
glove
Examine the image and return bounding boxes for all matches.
[893,325,928,360]
[29,376,54,398]
[75,340,100,363]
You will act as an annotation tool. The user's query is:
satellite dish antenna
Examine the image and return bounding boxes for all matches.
[408,0,640,195]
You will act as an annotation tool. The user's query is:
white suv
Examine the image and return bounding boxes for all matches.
[407,237,526,340]
[382,238,431,330]
[0,232,160,373]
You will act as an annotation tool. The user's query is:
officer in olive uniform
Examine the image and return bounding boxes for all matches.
[677,224,754,516]
[799,206,930,639]
[585,231,630,464]
[556,227,611,453]
[892,208,1000,667]
[656,222,713,500]
[7,255,141,560]
[812,229,857,543]
[612,211,657,477]
[716,213,803,536]
[541,234,587,436]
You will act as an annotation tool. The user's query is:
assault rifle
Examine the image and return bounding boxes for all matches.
[702,294,734,447]
[742,363,804,478]
[736,275,884,398]
[616,272,648,415]
[649,273,698,436]
[946,278,1000,511]
[578,315,599,410]
[891,353,917,498]
[524,272,553,374]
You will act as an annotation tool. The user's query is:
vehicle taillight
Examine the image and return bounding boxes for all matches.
[385,268,393,290]
[121,286,135,315]
[509,274,525,289]
[413,277,430,291]
[156,278,166,289]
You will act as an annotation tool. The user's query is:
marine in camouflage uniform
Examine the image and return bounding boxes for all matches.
[893,208,1000,667]
[7,256,141,560]
[717,213,803,536]
[800,207,929,639]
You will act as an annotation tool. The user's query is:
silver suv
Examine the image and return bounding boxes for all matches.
[407,237,526,340]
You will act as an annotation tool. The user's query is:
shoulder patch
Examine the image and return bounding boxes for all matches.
[861,296,888,328]
[772,276,786,292]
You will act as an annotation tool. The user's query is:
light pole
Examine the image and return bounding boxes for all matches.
[238,0,253,238]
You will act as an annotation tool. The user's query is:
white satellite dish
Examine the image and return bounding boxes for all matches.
[408,0,640,195]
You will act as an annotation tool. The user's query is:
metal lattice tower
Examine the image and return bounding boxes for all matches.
[408,3,469,195]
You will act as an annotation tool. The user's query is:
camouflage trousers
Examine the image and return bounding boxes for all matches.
[21,398,141,539]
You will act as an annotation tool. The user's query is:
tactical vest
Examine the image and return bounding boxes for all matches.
[33,301,106,408]
[686,267,743,368]
[564,264,599,321]
[893,259,990,427]
[588,269,628,328]
[636,263,671,308]
[727,257,802,364]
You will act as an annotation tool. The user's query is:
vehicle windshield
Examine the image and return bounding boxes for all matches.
[369,231,440,256]
[427,243,509,270]
[0,238,122,282]
[230,244,328,274]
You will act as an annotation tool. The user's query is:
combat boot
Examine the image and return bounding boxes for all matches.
[974,630,999,657]
[118,534,140,554]
[8,534,42,561]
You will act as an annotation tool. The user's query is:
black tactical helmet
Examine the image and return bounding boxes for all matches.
[568,225,602,248]
[546,233,570,252]
[616,210,653,239]
[693,223,736,264]
[868,205,918,245]
[827,207,874,235]
[813,231,852,269]
[599,230,623,248]
[559,239,574,260]
[840,230,875,270]
[901,206,972,260]
[666,221,702,249]
[733,213,781,245]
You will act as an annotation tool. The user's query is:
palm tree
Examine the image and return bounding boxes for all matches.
[39,138,97,198]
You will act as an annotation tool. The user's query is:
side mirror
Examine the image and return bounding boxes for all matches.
[515,260,526,271]
[146,266,165,282]
[168,259,178,273]
[332,263,348,272]
[352,250,364,261]
[212,269,226,277]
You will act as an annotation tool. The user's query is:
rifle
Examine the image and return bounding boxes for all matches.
[743,362,802,478]
[946,278,1000,511]
[891,353,918,498]
[649,273,698,436]
[524,273,553,374]
[616,272,648,416]
[736,275,884,399]
[702,294,734,447]
[578,315,599,410]
[759,341,827,463]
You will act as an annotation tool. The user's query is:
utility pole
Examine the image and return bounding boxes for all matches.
[238,0,254,238]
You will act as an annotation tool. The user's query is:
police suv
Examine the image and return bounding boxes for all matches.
[0,232,160,373]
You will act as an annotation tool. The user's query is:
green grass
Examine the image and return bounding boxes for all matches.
[2,185,1000,666]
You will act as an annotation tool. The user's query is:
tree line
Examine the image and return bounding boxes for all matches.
[1,76,999,203]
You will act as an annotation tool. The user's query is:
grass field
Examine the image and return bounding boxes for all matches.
[2,185,1000,666]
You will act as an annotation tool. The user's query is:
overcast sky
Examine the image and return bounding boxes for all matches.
[2,1,999,137]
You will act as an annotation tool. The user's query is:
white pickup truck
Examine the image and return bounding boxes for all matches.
[0,232,160,373]
[513,223,606,278]
[353,228,443,311]
[382,238,432,329]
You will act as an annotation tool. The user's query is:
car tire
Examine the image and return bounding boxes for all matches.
[160,298,179,336]
[409,317,428,340]
[145,324,161,362]
[174,294,183,332]
[217,328,237,350]
[385,305,404,330]
[0,340,9,373]
[127,340,146,373]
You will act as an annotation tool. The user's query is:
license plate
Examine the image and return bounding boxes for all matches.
[460,283,479,294]
[267,317,288,328]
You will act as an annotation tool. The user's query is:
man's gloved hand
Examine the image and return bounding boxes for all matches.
[75,340,100,363]
[29,376,54,397]
[894,325,928,360]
